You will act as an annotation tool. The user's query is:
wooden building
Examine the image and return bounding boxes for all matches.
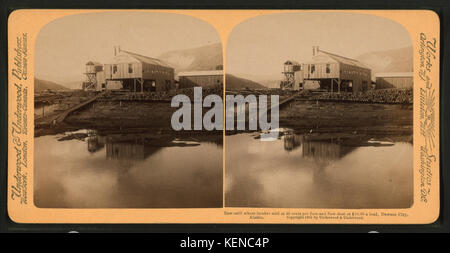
[282,46,372,93]
[375,72,413,89]
[102,48,174,92]
[177,70,223,89]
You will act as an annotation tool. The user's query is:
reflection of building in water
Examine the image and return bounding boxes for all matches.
[106,142,162,161]
[85,131,162,161]
[87,136,105,153]
[87,130,106,153]
[283,133,302,152]
[301,139,356,185]
[283,132,356,160]
[302,140,355,161]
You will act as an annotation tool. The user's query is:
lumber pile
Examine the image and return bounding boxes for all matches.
[315,88,413,104]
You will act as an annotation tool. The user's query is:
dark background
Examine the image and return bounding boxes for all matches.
[0,0,449,235]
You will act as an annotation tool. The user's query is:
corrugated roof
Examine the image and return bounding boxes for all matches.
[120,50,173,69]
[316,50,370,70]
[178,70,223,77]
[375,72,413,78]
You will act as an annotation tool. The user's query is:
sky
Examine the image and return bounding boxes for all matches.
[226,12,413,81]
[35,12,221,85]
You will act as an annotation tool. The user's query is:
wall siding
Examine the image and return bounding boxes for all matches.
[104,61,174,92]
[302,63,339,79]
[179,75,223,88]
[376,77,413,89]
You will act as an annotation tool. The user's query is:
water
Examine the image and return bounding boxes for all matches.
[34,130,222,208]
[225,130,413,208]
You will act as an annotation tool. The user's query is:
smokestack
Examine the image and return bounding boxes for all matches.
[313,46,320,56]
[114,46,117,56]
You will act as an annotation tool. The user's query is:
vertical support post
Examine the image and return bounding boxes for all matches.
[134,78,136,93]
[141,78,144,93]
[338,79,341,94]
[331,79,334,93]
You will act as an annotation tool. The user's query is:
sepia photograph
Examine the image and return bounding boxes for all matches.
[225,12,414,208]
[33,12,223,208]
[6,7,441,225]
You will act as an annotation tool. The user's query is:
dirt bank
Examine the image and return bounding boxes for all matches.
[279,100,412,135]
[35,100,223,138]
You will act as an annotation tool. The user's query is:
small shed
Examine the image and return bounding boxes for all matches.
[83,61,103,91]
[375,72,413,89]
[103,49,174,92]
[86,61,103,73]
[280,60,302,90]
[177,70,223,89]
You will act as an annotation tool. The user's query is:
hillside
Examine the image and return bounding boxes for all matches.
[225,74,267,90]
[158,43,223,72]
[356,46,413,77]
[62,81,83,90]
[35,78,70,92]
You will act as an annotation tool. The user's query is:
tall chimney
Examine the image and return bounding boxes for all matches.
[114,46,117,56]
[312,46,315,56]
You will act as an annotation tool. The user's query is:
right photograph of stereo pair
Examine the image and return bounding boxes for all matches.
[225,12,414,209]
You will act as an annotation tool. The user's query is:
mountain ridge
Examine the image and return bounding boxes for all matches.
[225,74,267,90]
[355,46,413,77]
[35,78,70,92]
[158,43,223,73]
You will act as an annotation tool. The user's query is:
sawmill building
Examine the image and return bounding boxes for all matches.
[281,46,372,93]
[101,47,175,92]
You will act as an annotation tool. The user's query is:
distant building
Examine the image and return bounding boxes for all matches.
[375,72,413,89]
[177,70,223,89]
[100,46,174,92]
[281,46,372,93]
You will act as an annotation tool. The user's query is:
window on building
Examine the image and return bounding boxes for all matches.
[128,64,133,73]
[113,65,117,74]
[326,64,330,73]
[311,64,315,74]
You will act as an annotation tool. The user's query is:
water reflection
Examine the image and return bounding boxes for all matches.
[34,130,222,208]
[226,130,413,208]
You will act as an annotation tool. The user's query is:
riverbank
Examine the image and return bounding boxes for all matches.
[35,100,224,139]
[279,100,412,135]
[35,87,412,137]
